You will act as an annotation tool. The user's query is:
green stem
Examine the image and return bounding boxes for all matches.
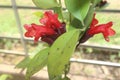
[76,5,95,48]
[64,62,70,78]
[59,0,64,22]
[69,13,72,23]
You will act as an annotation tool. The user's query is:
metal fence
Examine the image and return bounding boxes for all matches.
[0,0,120,67]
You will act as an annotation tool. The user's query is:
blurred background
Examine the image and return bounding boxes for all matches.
[0,0,120,80]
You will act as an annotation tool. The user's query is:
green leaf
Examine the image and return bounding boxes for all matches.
[84,5,95,28]
[63,11,71,22]
[25,48,49,80]
[0,74,12,80]
[32,0,59,9]
[54,7,63,20]
[48,30,80,80]
[65,0,91,24]
[33,11,43,18]
[71,18,84,29]
[15,57,31,69]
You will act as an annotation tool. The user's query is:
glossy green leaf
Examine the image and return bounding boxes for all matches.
[32,0,59,9]
[68,2,95,37]
[15,57,31,69]
[48,30,80,80]
[65,0,91,24]
[71,18,83,29]
[25,48,49,80]
[84,5,95,28]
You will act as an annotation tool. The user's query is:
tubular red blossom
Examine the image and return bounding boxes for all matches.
[24,11,66,45]
[40,11,62,28]
[90,14,98,27]
[41,22,66,45]
[24,24,55,42]
[79,13,116,43]
[88,14,116,42]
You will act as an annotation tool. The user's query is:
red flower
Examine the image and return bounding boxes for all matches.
[24,11,66,45]
[41,22,66,45]
[79,13,115,43]
[88,14,116,41]
[90,14,98,27]
[24,24,55,42]
[40,11,62,28]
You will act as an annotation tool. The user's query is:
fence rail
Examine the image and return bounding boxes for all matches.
[1,5,120,13]
[1,36,120,52]
[0,0,120,68]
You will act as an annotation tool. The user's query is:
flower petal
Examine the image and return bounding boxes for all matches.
[40,11,61,28]
[90,13,99,27]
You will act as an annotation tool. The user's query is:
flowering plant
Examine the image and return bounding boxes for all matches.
[17,0,115,80]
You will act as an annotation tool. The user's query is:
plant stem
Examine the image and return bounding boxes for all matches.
[59,0,64,22]
[69,13,72,23]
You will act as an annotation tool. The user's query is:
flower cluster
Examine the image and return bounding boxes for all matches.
[79,13,116,43]
[24,11,66,45]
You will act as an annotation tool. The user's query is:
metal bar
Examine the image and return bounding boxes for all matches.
[0,36,42,42]
[0,5,66,10]
[0,46,120,67]
[0,5,41,10]
[1,48,120,68]
[2,36,120,52]
[98,9,120,13]
[70,58,120,68]
[0,36,120,52]
[0,5,120,13]
[0,36,34,41]
[11,0,28,57]
[0,49,25,56]
[79,44,120,52]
